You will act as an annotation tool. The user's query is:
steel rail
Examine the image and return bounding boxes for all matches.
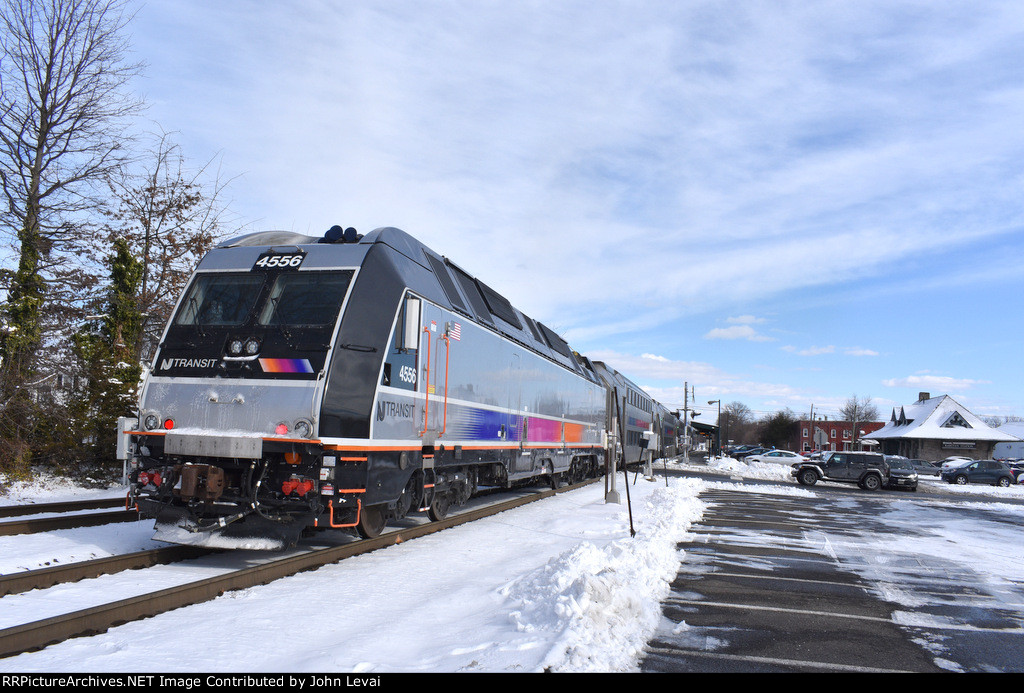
[0,546,216,597]
[0,497,125,519]
[0,509,140,537]
[0,477,599,659]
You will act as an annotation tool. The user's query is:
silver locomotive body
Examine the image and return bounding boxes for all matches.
[125,227,617,548]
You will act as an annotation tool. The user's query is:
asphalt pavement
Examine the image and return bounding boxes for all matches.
[639,476,1024,673]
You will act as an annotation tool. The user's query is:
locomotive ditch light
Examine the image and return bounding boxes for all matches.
[293,419,314,439]
[228,339,244,355]
[143,413,161,430]
[244,338,261,355]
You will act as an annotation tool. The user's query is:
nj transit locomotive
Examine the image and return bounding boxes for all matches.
[121,226,682,548]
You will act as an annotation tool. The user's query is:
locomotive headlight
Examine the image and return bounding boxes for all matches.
[293,419,314,439]
[228,339,244,356]
[244,338,261,355]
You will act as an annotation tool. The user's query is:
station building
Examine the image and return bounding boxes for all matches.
[862,392,1020,462]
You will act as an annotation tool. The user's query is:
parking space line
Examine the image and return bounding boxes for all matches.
[644,645,914,674]
[665,597,895,624]
[685,570,869,590]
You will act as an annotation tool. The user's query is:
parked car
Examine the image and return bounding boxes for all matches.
[735,447,770,459]
[883,456,918,491]
[745,450,807,465]
[940,459,1014,487]
[939,457,973,474]
[1007,462,1024,484]
[907,459,941,477]
[792,451,889,491]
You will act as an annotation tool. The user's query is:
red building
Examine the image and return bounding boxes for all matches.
[798,419,886,452]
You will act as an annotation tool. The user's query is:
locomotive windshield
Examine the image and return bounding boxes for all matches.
[173,271,354,329]
[258,272,353,326]
[159,269,356,378]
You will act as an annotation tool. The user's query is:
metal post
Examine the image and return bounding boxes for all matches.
[708,399,721,460]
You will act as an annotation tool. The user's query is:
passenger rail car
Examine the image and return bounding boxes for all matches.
[123,226,677,548]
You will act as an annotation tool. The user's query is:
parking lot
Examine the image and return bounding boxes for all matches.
[640,477,1024,672]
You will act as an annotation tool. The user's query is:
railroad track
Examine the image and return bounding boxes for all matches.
[0,497,126,519]
[0,545,216,597]
[0,497,138,536]
[0,477,600,659]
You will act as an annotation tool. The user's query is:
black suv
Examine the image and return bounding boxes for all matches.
[792,451,889,491]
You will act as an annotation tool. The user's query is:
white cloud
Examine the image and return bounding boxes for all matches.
[726,315,767,325]
[704,325,774,342]
[845,347,879,357]
[882,375,990,391]
[782,345,835,356]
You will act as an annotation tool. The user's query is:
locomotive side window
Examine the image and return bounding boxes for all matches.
[258,271,354,326]
[175,274,264,326]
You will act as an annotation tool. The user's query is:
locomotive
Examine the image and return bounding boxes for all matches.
[121,226,682,548]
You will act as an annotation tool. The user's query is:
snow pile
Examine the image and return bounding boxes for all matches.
[701,455,795,482]
[501,479,705,672]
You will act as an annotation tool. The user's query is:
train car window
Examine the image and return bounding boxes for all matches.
[175,274,264,326]
[423,252,469,315]
[258,271,354,326]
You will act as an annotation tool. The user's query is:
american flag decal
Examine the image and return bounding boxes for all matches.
[448,322,461,341]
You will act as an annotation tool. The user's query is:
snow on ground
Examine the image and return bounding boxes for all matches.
[1,457,1021,673]
[0,470,705,673]
[0,473,127,507]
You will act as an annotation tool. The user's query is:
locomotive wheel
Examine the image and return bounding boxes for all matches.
[427,492,450,522]
[357,504,388,538]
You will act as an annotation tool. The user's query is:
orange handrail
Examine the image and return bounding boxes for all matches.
[440,334,450,435]
[418,326,431,436]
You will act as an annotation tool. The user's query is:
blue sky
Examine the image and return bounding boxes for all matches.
[122,0,1024,425]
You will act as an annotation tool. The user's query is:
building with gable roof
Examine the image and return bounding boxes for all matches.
[863,392,1020,462]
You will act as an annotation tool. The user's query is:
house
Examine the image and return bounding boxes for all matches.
[862,392,1018,462]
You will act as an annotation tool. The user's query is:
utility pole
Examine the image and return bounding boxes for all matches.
[809,404,814,453]
[683,382,689,465]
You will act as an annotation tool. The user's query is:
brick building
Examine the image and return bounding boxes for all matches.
[798,418,886,452]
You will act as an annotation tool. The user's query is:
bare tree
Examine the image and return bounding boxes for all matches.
[0,0,143,474]
[721,401,755,445]
[840,394,880,447]
[0,0,143,376]
[101,131,238,361]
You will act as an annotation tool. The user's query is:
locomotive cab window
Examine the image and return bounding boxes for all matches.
[258,271,354,326]
[175,274,264,326]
